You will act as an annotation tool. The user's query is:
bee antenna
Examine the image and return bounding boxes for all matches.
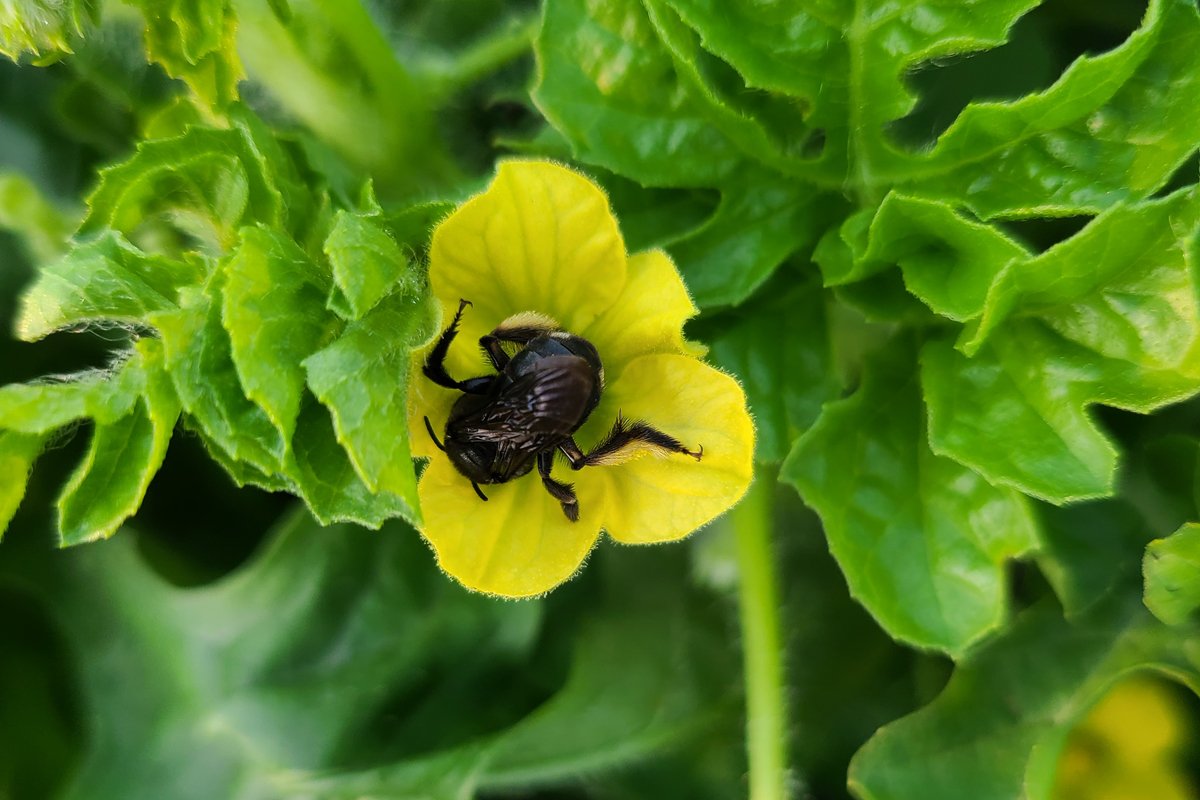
[424,416,446,452]
[471,482,489,502]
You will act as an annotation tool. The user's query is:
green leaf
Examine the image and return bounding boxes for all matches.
[153,279,286,475]
[0,431,46,537]
[287,400,417,528]
[29,510,541,799]
[783,339,1039,656]
[909,0,1200,217]
[701,280,837,463]
[0,171,73,263]
[864,193,1030,321]
[303,294,435,515]
[80,124,285,254]
[965,190,1200,366]
[533,0,742,187]
[56,339,180,545]
[479,548,735,789]
[848,599,1200,800]
[1145,523,1200,626]
[640,0,827,183]
[0,358,145,433]
[222,226,335,446]
[16,232,203,341]
[661,0,1039,190]
[0,0,94,63]
[667,172,834,308]
[324,211,417,320]
[1037,500,1150,618]
[126,0,244,108]
[922,326,1117,503]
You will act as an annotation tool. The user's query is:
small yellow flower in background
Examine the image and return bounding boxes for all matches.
[408,160,754,597]
[1054,675,1197,800]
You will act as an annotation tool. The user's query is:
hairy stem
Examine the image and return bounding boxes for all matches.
[735,469,789,800]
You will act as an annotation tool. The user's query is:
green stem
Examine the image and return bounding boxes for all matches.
[424,14,540,101]
[734,469,789,800]
[233,0,459,196]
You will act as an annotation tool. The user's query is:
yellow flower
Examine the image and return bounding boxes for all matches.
[408,160,754,597]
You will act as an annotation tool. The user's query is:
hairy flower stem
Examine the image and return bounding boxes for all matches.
[735,469,788,800]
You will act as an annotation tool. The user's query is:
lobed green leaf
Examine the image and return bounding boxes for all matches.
[80,124,285,254]
[126,0,244,108]
[0,0,94,63]
[783,339,1039,656]
[850,598,1200,800]
[909,0,1200,218]
[0,430,46,537]
[153,280,286,475]
[1145,523,1200,627]
[533,0,742,188]
[324,210,419,321]
[16,232,203,341]
[304,294,436,516]
[55,339,179,546]
[222,225,335,446]
[287,402,419,528]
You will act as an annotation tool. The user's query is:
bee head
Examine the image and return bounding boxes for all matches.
[444,436,499,484]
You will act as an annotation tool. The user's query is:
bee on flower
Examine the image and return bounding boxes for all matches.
[409,160,754,597]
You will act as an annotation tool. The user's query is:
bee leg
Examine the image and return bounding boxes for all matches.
[423,299,493,394]
[471,482,489,502]
[565,414,702,470]
[538,451,579,522]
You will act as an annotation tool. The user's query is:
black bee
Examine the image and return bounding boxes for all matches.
[423,299,702,521]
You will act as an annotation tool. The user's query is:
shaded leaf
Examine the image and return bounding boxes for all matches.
[287,401,417,528]
[702,280,837,462]
[0,171,73,263]
[668,172,833,308]
[849,599,1200,800]
[55,339,179,545]
[1037,500,1150,618]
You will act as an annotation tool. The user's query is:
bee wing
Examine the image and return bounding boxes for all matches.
[462,355,596,443]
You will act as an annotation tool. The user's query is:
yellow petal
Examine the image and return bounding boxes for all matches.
[417,457,605,597]
[428,160,627,379]
[576,354,754,545]
[406,357,457,460]
[582,249,707,377]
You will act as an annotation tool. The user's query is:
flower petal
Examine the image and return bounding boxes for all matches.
[582,249,706,376]
[428,160,627,378]
[417,457,605,597]
[577,354,754,545]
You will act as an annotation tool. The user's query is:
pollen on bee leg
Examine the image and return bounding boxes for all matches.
[496,310,559,333]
